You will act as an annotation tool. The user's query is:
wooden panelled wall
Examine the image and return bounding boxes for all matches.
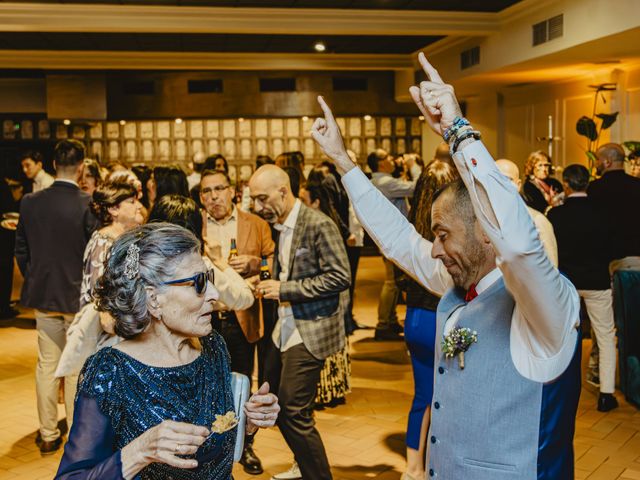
[1,115,423,182]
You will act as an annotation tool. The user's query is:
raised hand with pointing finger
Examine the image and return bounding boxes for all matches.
[408,52,464,137]
[310,96,356,176]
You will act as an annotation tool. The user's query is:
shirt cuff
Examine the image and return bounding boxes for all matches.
[454,140,496,178]
[342,167,374,203]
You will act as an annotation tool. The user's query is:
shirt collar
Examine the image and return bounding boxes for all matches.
[567,192,587,198]
[475,268,502,296]
[55,178,78,187]
[275,199,302,232]
[208,205,237,225]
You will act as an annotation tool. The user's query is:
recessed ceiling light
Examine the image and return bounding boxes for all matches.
[175,118,183,124]
[238,117,245,122]
[314,42,326,53]
[363,115,372,121]
[302,116,309,122]
[419,115,425,121]
[63,119,71,125]
[119,120,126,126]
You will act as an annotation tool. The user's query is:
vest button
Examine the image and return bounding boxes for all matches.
[438,367,445,374]
[431,435,436,444]
[429,468,435,477]
[434,402,440,409]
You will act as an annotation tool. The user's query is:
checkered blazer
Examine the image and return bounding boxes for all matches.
[275,204,351,360]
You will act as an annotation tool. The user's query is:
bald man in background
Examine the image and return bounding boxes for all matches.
[250,165,350,480]
[496,159,558,267]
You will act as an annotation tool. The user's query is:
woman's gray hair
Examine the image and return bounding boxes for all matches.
[94,222,201,339]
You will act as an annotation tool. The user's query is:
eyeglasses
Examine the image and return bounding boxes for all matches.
[162,269,215,295]
[201,185,230,196]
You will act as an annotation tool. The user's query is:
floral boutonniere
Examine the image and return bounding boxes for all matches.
[442,327,478,370]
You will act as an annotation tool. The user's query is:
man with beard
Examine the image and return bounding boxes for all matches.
[310,53,581,479]
[249,164,350,480]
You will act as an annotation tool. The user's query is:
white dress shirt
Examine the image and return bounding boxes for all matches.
[203,256,254,312]
[206,206,238,260]
[343,140,580,383]
[33,170,55,192]
[271,199,304,352]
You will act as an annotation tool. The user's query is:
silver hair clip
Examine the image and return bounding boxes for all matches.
[124,243,140,280]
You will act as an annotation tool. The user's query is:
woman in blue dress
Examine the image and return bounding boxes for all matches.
[56,223,280,480]
[402,159,456,480]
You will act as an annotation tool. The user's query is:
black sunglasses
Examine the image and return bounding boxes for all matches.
[162,269,215,295]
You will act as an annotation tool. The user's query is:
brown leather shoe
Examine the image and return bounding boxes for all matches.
[40,437,62,455]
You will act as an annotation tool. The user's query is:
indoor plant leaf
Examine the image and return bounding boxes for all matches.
[595,112,619,130]
[576,116,598,141]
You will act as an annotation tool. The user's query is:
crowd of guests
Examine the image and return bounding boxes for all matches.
[3,56,640,479]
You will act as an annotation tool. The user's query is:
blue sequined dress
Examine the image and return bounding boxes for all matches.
[56,332,236,480]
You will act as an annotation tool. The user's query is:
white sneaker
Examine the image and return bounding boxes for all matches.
[271,462,302,480]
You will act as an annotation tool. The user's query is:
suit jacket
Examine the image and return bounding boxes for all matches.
[274,204,351,360]
[587,170,640,260]
[547,195,613,290]
[234,209,275,343]
[15,181,98,313]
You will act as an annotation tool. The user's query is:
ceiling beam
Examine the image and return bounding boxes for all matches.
[0,3,498,36]
[0,50,413,70]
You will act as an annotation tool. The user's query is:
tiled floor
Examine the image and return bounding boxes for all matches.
[0,256,639,480]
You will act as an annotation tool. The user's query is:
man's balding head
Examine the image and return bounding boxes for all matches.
[495,159,522,191]
[249,164,297,224]
[595,143,626,175]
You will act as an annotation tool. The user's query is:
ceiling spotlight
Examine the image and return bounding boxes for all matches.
[314,42,326,53]
[302,116,309,122]
[419,115,425,121]
[238,117,245,122]
[63,119,71,125]
[119,120,127,126]
[175,118,183,124]
[363,115,372,121]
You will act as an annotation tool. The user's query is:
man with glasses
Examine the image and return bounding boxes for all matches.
[199,169,275,475]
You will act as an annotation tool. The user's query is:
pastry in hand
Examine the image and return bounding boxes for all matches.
[210,411,239,433]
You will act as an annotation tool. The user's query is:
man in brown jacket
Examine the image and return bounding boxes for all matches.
[200,169,275,474]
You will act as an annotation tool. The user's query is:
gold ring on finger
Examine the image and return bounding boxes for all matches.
[175,443,181,454]
[428,90,436,98]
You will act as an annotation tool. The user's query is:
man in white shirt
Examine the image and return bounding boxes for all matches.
[495,159,558,267]
[250,165,350,480]
[367,149,422,341]
[310,53,581,479]
[21,151,54,193]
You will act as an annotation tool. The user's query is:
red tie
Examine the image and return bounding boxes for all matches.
[465,283,478,303]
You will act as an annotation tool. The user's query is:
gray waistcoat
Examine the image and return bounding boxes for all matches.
[427,278,579,479]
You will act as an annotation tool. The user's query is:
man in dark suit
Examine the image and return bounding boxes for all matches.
[588,143,640,263]
[15,140,98,455]
[250,165,350,480]
[547,164,618,412]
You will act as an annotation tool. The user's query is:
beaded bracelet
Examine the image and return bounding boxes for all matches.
[451,128,482,154]
[443,116,471,142]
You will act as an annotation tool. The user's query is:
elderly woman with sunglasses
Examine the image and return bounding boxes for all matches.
[56,223,279,480]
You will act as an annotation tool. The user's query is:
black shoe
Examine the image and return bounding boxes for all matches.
[390,323,404,335]
[40,437,62,455]
[374,328,404,341]
[240,444,263,475]
[0,307,19,319]
[597,393,619,412]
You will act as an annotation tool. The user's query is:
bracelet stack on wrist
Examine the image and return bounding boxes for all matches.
[443,116,470,142]
[443,116,481,154]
